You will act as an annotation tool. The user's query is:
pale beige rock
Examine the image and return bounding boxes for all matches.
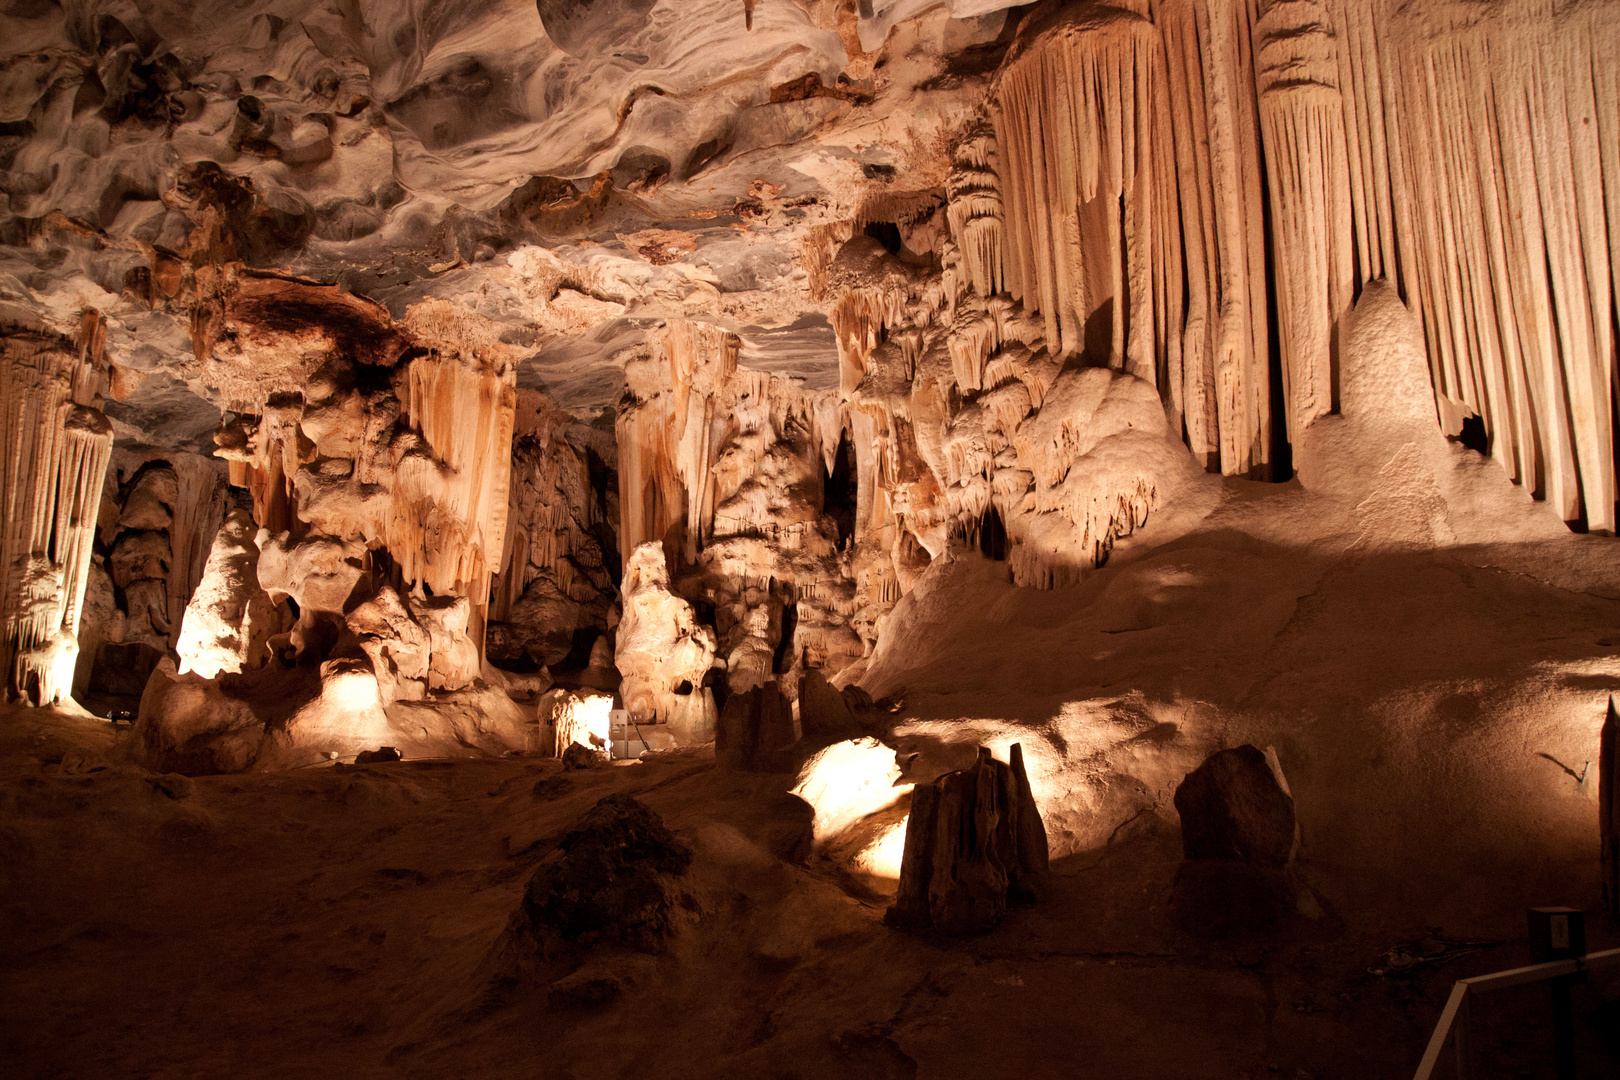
[175,511,279,680]
[255,531,366,658]
[615,542,717,722]
[117,467,178,532]
[347,587,432,703]
[408,593,481,693]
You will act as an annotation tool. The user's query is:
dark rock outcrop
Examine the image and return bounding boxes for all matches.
[1602,697,1618,920]
[716,680,796,771]
[886,744,1048,935]
[1172,745,1296,866]
[518,794,692,956]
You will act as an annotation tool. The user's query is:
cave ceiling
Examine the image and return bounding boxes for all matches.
[0,0,1014,438]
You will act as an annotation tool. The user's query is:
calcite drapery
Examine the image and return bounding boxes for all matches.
[0,319,114,705]
[958,0,1620,529]
[617,319,865,686]
[208,282,519,683]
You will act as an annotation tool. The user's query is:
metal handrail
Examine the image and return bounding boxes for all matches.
[1412,946,1620,1079]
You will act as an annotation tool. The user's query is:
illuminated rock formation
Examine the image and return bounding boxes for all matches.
[615,541,717,724]
[174,509,280,680]
[0,318,114,705]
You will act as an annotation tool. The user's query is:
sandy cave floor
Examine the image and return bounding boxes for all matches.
[6,481,1620,1079]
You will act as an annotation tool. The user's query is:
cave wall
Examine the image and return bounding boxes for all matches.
[0,0,1618,752]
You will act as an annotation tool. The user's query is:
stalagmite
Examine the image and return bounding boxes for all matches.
[175,509,279,680]
[886,745,1046,935]
[615,541,718,724]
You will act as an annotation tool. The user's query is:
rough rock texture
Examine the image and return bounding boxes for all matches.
[345,587,431,703]
[174,508,279,679]
[7,3,1620,1067]
[516,794,692,956]
[798,667,862,741]
[1173,745,1297,867]
[886,744,1045,935]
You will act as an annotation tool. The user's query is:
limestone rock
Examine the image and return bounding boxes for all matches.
[109,530,171,588]
[122,578,174,648]
[1173,745,1298,867]
[615,542,717,721]
[791,737,907,844]
[346,587,431,703]
[275,658,394,756]
[72,560,118,698]
[256,531,366,658]
[886,745,1045,935]
[118,466,178,532]
[540,689,614,757]
[407,593,481,693]
[175,510,279,679]
[517,795,692,956]
[665,688,718,746]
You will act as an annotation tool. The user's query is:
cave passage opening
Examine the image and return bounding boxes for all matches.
[824,431,857,550]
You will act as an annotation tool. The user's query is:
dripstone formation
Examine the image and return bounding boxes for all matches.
[887,744,1049,935]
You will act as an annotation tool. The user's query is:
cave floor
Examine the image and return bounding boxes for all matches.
[2,700,1616,1080]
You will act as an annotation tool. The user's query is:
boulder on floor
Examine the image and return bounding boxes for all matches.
[1173,745,1297,866]
[518,794,692,956]
[1170,745,1305,935]
[886,744,1047,935]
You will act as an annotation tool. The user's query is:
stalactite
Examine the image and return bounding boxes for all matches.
[392,350,517,645]
[946,126,1007,300]
[0,323,113,704]
[1255,0,1355,441]
[616,320,742,559]
[1151,0,1272,475]
[991,4,1163,384]
[1371,0,1620,530]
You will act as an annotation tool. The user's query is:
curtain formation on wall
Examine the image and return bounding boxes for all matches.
[972,0,1620,533]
